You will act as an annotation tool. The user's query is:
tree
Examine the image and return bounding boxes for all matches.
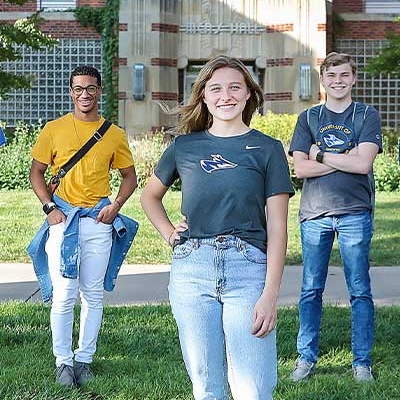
[0,0,58,98]
[365,19,400,77]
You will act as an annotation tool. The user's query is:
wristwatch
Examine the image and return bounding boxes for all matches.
[316,151,324,163]
[43,201,57,215]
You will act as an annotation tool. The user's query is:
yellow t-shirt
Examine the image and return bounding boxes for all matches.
[32,113,134,207]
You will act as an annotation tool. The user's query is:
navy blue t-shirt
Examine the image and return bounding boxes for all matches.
[155,129,295,251]
[289,102,382,222]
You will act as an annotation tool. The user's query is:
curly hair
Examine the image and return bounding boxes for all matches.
[69,66,102,87]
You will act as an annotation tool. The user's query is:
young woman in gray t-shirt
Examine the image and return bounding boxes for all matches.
[141,55,294,400]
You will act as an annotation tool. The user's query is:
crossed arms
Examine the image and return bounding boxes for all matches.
[292,142,380,179]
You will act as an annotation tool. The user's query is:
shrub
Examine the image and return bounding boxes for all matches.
[0,121,42,190]
[250,111,297,146]
[374,152,400,192]
[130,130,172,189]
[107,130,174,191]
[376,127,400,191]
[250,111,302,189]
[381,126,400,156]
[3,118,399,193]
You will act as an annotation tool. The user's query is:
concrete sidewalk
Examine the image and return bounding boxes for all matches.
[0,263,399,306]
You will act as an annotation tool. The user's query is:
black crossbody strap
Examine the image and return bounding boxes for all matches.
[50,119,112,187]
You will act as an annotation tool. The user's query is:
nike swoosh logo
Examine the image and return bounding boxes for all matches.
[245,145,261,150]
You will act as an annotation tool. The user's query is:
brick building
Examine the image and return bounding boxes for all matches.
[1,0,400,134]
[330,0,400,128]
[0,0,104,127]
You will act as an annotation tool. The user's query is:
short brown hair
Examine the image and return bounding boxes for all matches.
[320,52,357,76]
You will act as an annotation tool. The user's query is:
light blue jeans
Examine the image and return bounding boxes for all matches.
[297,211,374,367]
[169,236,277,400]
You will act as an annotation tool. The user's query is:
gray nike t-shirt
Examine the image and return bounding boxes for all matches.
[155,129,294,251]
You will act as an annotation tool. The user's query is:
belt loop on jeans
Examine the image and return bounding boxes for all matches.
[236,237,242,252]
[236,237,246,251]
[192,238,199,249]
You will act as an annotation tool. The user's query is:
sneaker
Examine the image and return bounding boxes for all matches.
[353,365,375,382]
[74,361,94,386]
[290,359,315,382]
[56,364,76,387]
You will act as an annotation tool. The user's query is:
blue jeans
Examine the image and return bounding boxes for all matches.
[297,211,374,367]
[169,236,277,400]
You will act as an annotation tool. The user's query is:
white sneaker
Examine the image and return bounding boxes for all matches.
[353,365,374,382]
[290,359,315,382]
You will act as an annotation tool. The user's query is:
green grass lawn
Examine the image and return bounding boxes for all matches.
[1,302,399,400]
[1,191,400,398]
[0,190,399,265]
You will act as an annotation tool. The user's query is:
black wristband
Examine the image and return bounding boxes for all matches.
[316,151,324,163]
[43,202,57,215]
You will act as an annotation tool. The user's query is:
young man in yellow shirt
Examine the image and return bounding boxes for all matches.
[28,66,138,387]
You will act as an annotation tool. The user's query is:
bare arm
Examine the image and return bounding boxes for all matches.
[29,159,66,224]
[30,159,52,204]
[309,143,379,174]
[97,165,138,224]
[140,173,176,245]
[252,193,290,338]
[292,151,336,179]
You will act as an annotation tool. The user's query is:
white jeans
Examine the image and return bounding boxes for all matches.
[45,217,112,367]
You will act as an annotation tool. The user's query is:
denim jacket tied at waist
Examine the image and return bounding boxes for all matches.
[27,194,139,303]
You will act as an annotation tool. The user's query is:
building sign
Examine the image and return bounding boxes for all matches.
[180,22,265,35]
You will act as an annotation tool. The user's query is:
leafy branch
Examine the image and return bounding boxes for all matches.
[0,5,58,98]
[365,17,400,77]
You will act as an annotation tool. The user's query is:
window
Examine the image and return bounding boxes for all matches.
[37,0,76,11]
[364,0,400,13]
[337,39,400,128]
[0,39,103,127]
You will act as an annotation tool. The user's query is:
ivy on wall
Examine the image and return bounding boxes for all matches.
[74,1,119,123]
[74,6,103,33]
[101,0,119,123]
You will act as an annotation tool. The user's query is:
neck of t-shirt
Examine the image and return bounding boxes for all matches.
[208,121,251,137]
[324,97,353,114]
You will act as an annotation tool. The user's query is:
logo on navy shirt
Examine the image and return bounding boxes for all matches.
[200,154,237,173]
[317,122,354,153]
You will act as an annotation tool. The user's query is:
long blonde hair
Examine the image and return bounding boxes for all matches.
[166,55,264,134]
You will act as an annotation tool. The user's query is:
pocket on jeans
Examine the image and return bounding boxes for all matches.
[97,221,113,231]
[49,221,64,230]
[172,240,193,259]
[48,222,64,238]
[241,242,267,264]
[46,222,64,253]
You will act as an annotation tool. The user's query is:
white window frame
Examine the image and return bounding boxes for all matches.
[37,0,76,11]
[364,0,400,13]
